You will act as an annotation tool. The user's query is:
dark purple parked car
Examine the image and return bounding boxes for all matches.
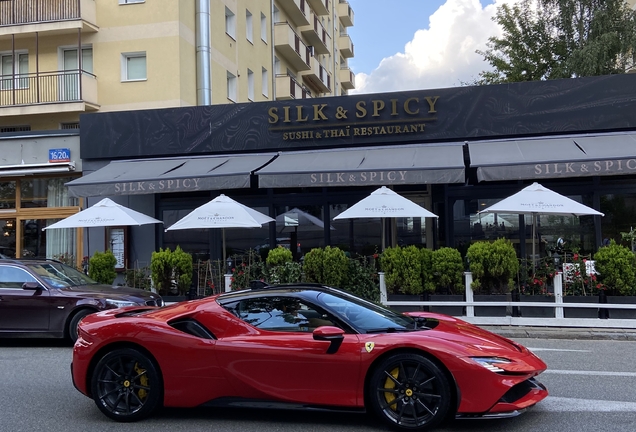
[0,258,163,342]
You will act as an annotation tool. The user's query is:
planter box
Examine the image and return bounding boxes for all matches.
[474,294,509,317]
[387,294,423,313]
[607,296,636,319]
[519,295,555,318]
[428,294,465,317]
[563,296,598,318]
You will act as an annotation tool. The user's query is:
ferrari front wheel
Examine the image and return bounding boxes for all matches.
[368,353,451,431]
[90,348,162,422]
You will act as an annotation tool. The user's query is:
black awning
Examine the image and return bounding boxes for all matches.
[469,132,636,182]
[67,153,277,197]
[254,144,466,188]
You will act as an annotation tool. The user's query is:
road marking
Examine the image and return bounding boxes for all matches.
[536,396,636,412]
[527,348,591,353]
[543,369,636,377]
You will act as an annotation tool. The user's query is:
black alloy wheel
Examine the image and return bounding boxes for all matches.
[91,348,162,422]
[368,353,451,430]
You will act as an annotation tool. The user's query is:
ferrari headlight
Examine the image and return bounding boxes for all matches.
[105,299,138,309]
[470,357,512,373]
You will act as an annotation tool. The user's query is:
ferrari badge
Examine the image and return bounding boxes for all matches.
[365,342,375,353]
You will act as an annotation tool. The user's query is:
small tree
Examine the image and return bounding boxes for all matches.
[88,250,117,285]
[420,248,436,294]
[431,247,464,294]
[380,245,423,295]
[265,247,301,285]
[150,247,193,295]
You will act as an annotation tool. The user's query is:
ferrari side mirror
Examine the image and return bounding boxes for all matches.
[313,326,345,354]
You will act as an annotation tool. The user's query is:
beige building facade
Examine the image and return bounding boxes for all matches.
[0,0,355,262]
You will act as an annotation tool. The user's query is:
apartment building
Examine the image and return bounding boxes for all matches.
[0,0,355,262]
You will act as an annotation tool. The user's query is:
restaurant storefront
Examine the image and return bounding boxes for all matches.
[68,73,636,266]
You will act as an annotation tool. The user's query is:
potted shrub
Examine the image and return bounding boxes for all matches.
[594,241,636,319]
[88,250,117,285]
[516,257,556,318]
[380,245,423,312]
[341,256,380,303]
[430,247,464,316]
[467,239,519,317]
[265,247,301,285]
[150,246,193,298]
[303,246,348,287]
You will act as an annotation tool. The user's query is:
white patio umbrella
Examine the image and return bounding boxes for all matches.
[479,182,604,264]
[276,208,335,233]
[333,186,438,250]
[43,198,163,229]
[165,194,274,265]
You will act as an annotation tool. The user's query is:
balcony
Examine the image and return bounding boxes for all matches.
[300,57,331,93]
[0,0,97,38]
[275,74,312,100]
[299,11,330,55]
[0,69,98,116]
[274,22,311,72]
[337,1,354,27]
[339,67,354,90]
[306,0,329,16]
[277,0,309,27]
[339,33,354,57]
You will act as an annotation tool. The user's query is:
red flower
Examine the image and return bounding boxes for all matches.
[232,268,236,272]
[242,262,247,267]
[573,253,579,260]
[373,253,379,259]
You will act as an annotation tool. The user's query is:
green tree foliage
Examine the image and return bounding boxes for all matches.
[420,248,436,294]
[88,250,117,285]
[467,239,519,294]
[594,240,636,295]
[476,0,636,84]
[341,257,381,302]
[150,246,193,295]
[265,247,300,285]
[266,246,293,266]
[431,247,465,294]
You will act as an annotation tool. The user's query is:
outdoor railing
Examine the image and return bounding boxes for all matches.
[380,272,636,329]
[0,0,81,26]
[0,69,95,107]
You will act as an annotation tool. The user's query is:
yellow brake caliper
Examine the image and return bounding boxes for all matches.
[384,367,400,410]
[134,363,148,400]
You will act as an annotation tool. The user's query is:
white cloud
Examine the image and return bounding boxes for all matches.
[352,0,519,94]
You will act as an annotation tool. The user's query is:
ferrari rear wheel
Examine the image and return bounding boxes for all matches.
[91,348,162,422]
[368,353,451,431]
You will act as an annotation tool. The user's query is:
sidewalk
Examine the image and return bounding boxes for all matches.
[482,325,636,341]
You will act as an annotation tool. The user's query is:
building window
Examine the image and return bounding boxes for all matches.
[60,122,79,130]
[227,71,237,102]
[225,7,236,39]
[261,13,267,42]
[262,67,268,97]
[274,56,280,74]
[273,5,279,23]
[0,125,30,133]
[246,10,253,43]
[121,52,146,81]
[1,52,28,90]
[247,69,254,101]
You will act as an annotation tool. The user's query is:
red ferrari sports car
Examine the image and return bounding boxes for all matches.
[72,284,548,430]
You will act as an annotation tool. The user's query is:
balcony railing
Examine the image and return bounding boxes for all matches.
[307,0,329,16]
[275,74,312,100]
[339,67,354,90]
[300,11,330,55]
[0,0,84,26]
[0,69,96,107]
[274,22,312,71]
[337,0,353,27]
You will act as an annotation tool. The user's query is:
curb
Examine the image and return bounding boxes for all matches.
[482,325,636,341]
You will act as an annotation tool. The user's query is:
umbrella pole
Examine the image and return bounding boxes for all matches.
[532,213,536,270]
[222,228,227,272]
[381,217,385,251]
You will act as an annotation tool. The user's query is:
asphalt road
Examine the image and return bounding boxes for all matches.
[1,336,636,432]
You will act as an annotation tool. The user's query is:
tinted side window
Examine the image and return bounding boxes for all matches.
[227,296,339,332]
[0,265,38,289]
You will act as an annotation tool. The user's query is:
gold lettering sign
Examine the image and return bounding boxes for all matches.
[113,178,202,193]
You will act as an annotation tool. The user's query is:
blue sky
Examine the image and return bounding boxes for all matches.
[346,0,506,93]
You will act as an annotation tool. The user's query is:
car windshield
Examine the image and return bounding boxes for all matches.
[26,262,99,288]
[316,291,415,333]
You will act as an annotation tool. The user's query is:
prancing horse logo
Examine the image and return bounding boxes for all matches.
[365,342,375,353]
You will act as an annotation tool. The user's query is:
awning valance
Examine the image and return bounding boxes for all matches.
[66,154,277,197]
[469,133,636,182]
[255,144,466,188]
